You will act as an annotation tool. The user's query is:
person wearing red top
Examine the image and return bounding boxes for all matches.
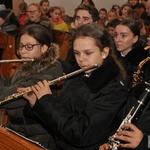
[18,1,28,26]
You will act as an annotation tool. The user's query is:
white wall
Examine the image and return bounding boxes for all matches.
[25,0,127,16]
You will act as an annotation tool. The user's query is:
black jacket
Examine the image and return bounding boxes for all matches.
[116,46,150,89]
[26,56,128,150]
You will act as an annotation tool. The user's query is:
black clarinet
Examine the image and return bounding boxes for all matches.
[108,82,150,150]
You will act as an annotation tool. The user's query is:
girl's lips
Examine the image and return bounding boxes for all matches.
[116,44,122,47]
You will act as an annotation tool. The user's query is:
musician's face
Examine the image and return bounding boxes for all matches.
[114,24,138,56]
[73,36,109,75]
[18,34,47,59]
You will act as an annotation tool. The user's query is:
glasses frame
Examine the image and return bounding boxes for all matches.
[18,44,41,51]
[27,10,40,14]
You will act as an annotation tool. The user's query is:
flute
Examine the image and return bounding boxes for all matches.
[0,64,98,105]
[0,59,34,63]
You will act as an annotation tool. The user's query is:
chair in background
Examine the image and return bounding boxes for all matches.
[0,32,19,77]
[52,29,70,61]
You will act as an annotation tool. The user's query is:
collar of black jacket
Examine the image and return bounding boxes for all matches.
[82,56,120,93]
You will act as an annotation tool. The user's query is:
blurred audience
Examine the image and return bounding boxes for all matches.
[39,0,50,17]
[18,1,28,27]
[50,6,69,32]
[24,3,51,32]
[98,8,107,26]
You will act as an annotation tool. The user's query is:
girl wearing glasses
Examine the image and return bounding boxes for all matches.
[24,3,51,32]
[0,24,63,149]
[20,23,128,150]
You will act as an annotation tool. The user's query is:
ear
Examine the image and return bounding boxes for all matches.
[41,44,48,54]
[102,47,109,59]
[133,35,138,43]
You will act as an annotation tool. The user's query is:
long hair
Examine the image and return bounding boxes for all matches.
[17,24,59,77]
[118,19,142,49]
[70,23,127,80]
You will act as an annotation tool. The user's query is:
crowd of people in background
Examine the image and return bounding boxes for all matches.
[0,0,150,150]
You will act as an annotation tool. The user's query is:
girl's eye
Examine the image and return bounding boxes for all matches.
[121,34,127,38]
[74,51,80,55]
[85,52,92,55]
[114,34,118,38]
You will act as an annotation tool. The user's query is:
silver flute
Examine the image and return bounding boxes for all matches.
[0,64,98,105]
[108,82,150,150]
[0,59,34,63]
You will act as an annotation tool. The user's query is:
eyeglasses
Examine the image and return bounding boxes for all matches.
[18,44,41,51]
[27,10,39,14]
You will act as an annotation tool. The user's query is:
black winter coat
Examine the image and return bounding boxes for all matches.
[27,56,128,150]
[116,46,150,89]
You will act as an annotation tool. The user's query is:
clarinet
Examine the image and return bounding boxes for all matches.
[108,82,150,150]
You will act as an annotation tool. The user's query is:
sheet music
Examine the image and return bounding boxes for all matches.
[3,126,48,150]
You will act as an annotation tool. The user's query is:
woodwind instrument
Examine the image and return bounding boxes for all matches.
[108,82,150,150]
[0,59,34,63]
[0,64,98,105]
[132,57,150,87]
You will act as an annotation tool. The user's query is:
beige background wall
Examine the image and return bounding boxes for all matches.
[12,0,23,16]
[22,0,127,16]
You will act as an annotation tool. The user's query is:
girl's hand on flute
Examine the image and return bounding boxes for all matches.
[17,87,36,107]
[17,80,51,106]
[31,80,52,100]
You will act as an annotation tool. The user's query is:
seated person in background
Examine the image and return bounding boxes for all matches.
[105,9,117,27]
[17,1,28,27]
[80,0,95,7]
[119,3,131,20]
[111,4,121,18]
[128,0,140,9]
[136,3,147,21]
[138,20,148,43]
[0,24,63,149]
[66,4,99,66]
[98,8,107,27]
[107,18,121,38]
[49,6,69,32]
[0,9,19,35]
[24,3,51,32]
[125,9,148,43]
[114,19,150,89]
[39,0,50,18]
[60,6,71,24]
[20,23,128,150]
[107,18,121,52]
